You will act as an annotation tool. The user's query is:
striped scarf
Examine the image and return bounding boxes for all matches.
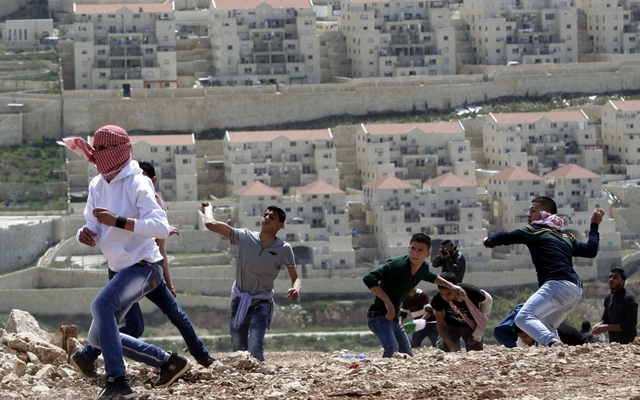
[58,125,132,182]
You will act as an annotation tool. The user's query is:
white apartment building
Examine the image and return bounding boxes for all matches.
[460,0,578,65]
[362,174,421,261]
[421,172,490,262]
[544,163,605,219]
[233,180,283,222]
[486,166,544,232]
[579,0,628,54]
[601,99,640,167]
[128,134,197,202]
[210,0,321,86]
[340,0,456,78]
[483,110,601,175]
[356,121,475,187]
[4,19,54,47]
[223,128,339,195]
[233,179,355,269]
[72,3,178,90]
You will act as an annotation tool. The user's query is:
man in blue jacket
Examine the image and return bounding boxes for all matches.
[483,196,604,347]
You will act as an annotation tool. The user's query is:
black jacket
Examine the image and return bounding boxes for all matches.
[432,249,466,283]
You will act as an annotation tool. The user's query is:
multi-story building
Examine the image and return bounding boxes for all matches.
[483,110,601,174]
[421,172,490,261]
[339,0,456,78]
[362,174,420,261]
[209,0,321,86]
[460,0,578,65]
[601,99,640,166]
[65,134,197,204]
[486,166,545,232]
[579,0,628,54]
[622,0,640,54]
[223,128,339,195]
[128,134,197,202]
[356,121,474,187]
[4,19,54,47]
[233,179,355,269]
[543,163,605,219]
[72,3,177,90]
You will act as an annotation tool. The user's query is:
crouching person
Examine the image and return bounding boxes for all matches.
[431,272,493,352]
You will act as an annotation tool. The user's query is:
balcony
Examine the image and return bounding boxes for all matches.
[110,47,142,57]
[110,67,142,80]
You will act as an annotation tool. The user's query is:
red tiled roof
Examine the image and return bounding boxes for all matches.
[610,99,640,111]
[213,0,312,10]
[363,175,416,190]
[226,129,331,142]
[363,121,464,135]
[234,181,281,196]
[75,3,173,14]
[543,164,600,179]
[490,167,542,181]
[296,180,344,195]
[424,172,475,188]
[490,110,588,124]
[130,135,194,146]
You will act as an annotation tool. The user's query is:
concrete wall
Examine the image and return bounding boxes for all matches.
[58,59,640,136]
[0,220,55,273]
[0,261,609,316]
[3,58,640,142]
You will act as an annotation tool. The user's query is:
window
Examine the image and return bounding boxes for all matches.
[183,159,191,164]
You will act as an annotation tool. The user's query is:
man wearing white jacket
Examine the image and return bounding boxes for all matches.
[61,125,191,399]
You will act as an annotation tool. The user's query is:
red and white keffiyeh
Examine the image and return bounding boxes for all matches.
[59,125,132,182]
[532,210,565,230]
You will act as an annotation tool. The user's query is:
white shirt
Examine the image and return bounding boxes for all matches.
[77,160,170,271]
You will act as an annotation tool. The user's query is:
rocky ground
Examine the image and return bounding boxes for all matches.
[2,310,640,400]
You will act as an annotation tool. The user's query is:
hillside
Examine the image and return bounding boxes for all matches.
[3,325,640,400]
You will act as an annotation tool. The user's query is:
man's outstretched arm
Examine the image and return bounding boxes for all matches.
[200,202,233,238]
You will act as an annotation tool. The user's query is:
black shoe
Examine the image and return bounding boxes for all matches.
[70,351,100,379]
[155,352,191,388]
[98,376,135,399]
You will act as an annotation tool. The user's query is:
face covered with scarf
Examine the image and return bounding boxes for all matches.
[59,125,132,182]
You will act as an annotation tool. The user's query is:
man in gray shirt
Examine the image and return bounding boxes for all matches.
[200,202,302,361]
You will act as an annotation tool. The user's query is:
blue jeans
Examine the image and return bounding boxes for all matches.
[85,267,210,364]
[83,269,145,361]
[230,298,271,362]
[87,261,169,377]
[493,303,524,348]
[514,280,582,347]
[436,324,483,352]
[368,315,413,358]
[410,322,439,348]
